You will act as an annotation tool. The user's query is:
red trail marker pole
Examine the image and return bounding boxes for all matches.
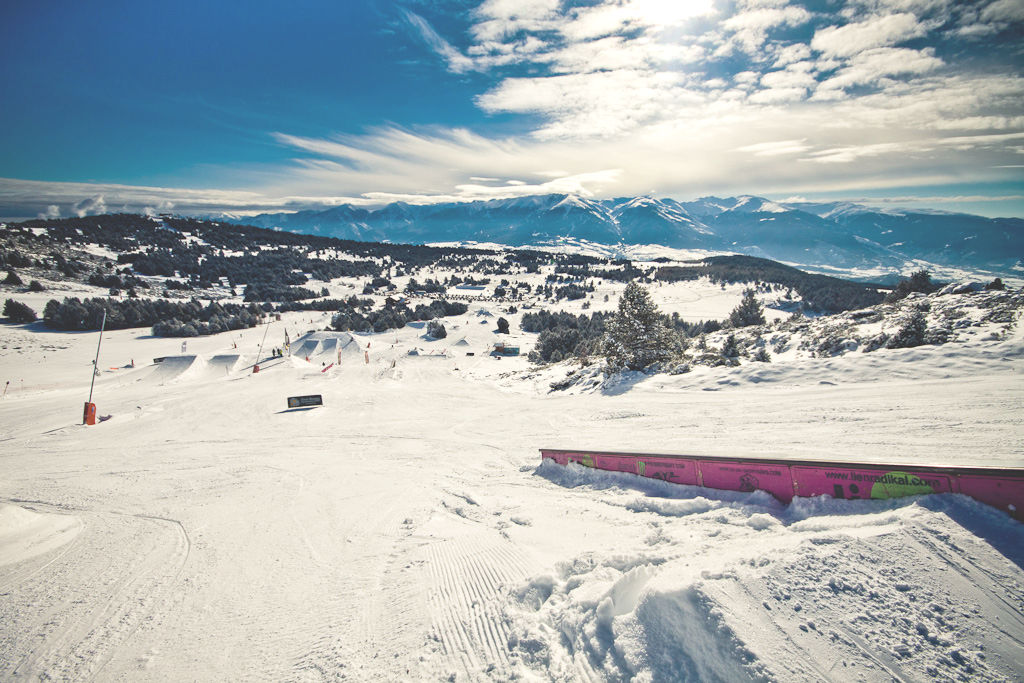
[84,309,106,425]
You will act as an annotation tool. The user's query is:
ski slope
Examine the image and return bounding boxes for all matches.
[0,294,1022,681]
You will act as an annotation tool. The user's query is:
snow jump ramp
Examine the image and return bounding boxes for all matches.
[290,331,362,360]
[541,449,1024,521]
[207,353,247,375]
[142,355,204,384]
[142,353,255,384]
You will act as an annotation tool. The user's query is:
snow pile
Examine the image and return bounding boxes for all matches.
[503,463,1024,681]
[0,503,81,567]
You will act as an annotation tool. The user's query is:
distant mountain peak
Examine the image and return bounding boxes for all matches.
[219,194,1021,276]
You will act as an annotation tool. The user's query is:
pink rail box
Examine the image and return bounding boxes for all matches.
[699,460,793,501]
[540,449,1024,521]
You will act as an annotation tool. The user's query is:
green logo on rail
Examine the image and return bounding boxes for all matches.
[869,471,938,499]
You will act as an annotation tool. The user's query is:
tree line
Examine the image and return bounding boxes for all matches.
[330,299,468,334]
[656,255,884,312]
[41,297,264,335]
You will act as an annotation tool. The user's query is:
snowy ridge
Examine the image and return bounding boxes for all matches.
[225,194,1024,277]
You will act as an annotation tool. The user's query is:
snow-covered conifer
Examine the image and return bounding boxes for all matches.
[729,288,765,328]
[426,320,447,339]
[602,282,679,371]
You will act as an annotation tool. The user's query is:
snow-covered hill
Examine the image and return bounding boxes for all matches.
[226,194,1024,277]
[1,274,1022,680]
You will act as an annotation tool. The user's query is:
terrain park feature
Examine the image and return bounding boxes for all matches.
[541,449,1024,520]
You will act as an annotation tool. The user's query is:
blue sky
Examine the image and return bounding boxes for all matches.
[1,0,1022,219]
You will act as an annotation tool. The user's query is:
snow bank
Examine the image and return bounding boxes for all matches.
[0,504,81,567]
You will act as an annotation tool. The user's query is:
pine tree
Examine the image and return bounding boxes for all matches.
[721,333,740,357]
[888,310,927,348]
[729,288,765,328]
[426,320,447,339]
[4,299,36,323]
[602,282,679,371]
[886,270,939,302]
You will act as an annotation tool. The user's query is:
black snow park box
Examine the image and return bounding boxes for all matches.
[287,394,323,408]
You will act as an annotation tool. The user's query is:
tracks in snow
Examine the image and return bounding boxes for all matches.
[425,534,531,679]
[0,502,191,680]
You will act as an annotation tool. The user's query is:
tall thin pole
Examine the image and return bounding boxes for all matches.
[257,318,271,361]
[87,309,106,406]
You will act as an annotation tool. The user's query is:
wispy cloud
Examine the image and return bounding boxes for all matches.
[853,193,1024,204]
[736,139,812,156]
[0,177,371,219]
[262,119,1020,209]
[402,10,475,73]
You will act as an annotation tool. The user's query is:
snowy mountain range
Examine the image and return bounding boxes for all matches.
[227,195,1023,276]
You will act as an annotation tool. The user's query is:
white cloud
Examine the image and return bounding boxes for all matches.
[721,5,812,54]
[466,36,548,68]
[403,10,475,73]
[261,115,1022,209]
[933,132,1024,147]
[561,0,715,42]
[0,177,372,219]
[980,0,1024,23]
[930,115,1024,130]
[748,86,807,103]
[841,193,1024,204]
[819,74,1024,131]
[736,139,811,156]
[5,105,1022,218]
[471,0,561,41]
[475,69,701,139]
[803,142,910,164]
[541,35,706,74]
[760,67,817,90]
[73,195,107,217]
[811,13,929,58]
[954,22,1000,38]
[814,47,943,95]
[733,70,761,86]
[360,169,622,205]
[773,43,812,67]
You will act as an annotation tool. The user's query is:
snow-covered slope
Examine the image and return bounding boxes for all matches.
[1,278,1022,680]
